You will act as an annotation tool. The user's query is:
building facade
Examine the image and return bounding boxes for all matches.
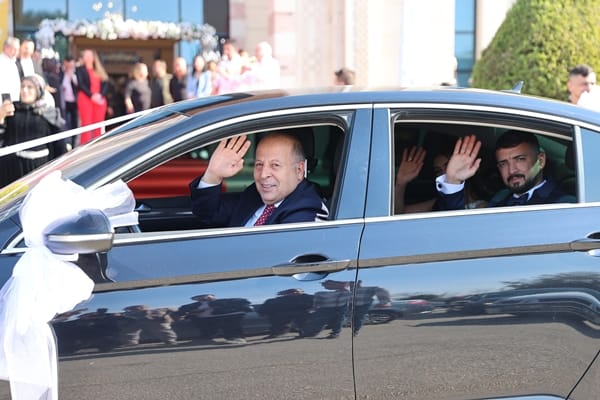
[2,0,516,89]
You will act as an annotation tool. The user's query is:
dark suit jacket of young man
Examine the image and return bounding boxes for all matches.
[189,178,328,227]
[436,178,575,210]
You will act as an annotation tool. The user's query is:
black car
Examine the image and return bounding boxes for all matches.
[2,87,600,399]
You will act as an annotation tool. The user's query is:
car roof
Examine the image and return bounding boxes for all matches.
[153,86,600,128]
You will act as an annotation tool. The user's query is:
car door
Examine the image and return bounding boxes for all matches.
[47,107,373,400]
[354,106,600,400]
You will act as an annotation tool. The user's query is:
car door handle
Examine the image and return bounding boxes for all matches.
[271,254,351,276]
[570,236,600,252]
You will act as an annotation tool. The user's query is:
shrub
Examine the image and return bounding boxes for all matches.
[471,0,600,101]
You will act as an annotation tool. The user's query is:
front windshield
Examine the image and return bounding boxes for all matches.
[0,110,188,222]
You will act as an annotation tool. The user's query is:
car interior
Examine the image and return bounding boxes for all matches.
[125,114,577,232]
[130,124,346,232]
[393,119,576,213]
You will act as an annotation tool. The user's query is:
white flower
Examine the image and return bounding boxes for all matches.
[35,16,219,52]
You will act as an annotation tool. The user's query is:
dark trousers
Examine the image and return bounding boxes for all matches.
[353,303,372,334]
[267,310,309,336]
[192,313,245,340]
[63,101,79,146]
[301,306,347,337]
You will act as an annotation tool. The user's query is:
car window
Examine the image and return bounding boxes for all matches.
[129,124,345,232]
[578,126,600,201]
[392,118,576,214]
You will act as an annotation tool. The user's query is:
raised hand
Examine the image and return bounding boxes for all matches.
[445,134,482,184]
[396,146,426,186]
[202,135,251,184]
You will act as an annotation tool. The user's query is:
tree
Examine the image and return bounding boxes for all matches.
[471,0,600,101]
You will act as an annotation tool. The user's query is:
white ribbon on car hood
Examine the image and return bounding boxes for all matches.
[0,171,138,400]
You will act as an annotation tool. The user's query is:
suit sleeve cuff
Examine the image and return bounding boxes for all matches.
[197,178,220,189]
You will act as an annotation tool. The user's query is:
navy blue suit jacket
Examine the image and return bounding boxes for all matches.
[190,178,328,227]
[437,178,575,210]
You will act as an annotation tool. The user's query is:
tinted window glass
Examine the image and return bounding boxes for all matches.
[392,120,575,214]
[129,123,345,232]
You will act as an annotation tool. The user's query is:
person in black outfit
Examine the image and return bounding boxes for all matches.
[0,74,64,187]
[435,130,575,210]
[124,62,151,113]
[175,294,251,344]
[169,57,188,102]
[258,289,314,339]
[42,58,61,107]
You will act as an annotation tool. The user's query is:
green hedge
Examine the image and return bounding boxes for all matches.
[471,0,600,101]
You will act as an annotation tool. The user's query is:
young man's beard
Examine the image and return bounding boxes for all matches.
[507,170,543,195]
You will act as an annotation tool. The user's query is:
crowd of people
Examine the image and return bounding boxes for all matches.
[0,31,596,196]
[0,37,284,187]
[0,37,66,187]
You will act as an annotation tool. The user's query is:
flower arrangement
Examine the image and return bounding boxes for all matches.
[35,14,219,51]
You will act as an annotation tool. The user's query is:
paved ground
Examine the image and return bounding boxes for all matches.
[1,312,598,399]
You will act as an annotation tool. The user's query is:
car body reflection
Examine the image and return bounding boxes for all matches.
[52,280,428,354]
[485,289,600,325]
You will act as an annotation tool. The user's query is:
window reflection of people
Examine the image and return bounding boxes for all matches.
[54,308,123,354]
[301,280,351,339]
[258,288,314,339]
[119,305,177,346]
[351,281,391,337]
[75,49,109,145]
[175,294,252,344]
[190,133,329,227]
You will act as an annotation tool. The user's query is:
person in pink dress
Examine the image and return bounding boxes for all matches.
[75,49,109,145]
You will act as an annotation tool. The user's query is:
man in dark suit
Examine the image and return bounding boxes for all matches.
[190,132,328,227]
[435,130,575,209]
[169,57,188,103]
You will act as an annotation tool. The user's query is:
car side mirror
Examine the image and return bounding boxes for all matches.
[42,209,114,255]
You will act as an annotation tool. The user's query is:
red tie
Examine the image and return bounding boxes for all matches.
[254,204,276,226]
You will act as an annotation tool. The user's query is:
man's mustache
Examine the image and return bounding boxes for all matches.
[508,174,525,181]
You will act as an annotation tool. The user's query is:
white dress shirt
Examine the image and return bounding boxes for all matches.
[0,54,21,100]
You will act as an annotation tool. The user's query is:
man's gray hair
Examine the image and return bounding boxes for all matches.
[4,37,19,49]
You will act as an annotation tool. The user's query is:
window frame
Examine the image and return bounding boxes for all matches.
[387,106,577,216]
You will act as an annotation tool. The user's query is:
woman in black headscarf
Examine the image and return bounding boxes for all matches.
[0,73,65,187]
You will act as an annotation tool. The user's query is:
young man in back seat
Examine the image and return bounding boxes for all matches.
[435,130,575,209]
